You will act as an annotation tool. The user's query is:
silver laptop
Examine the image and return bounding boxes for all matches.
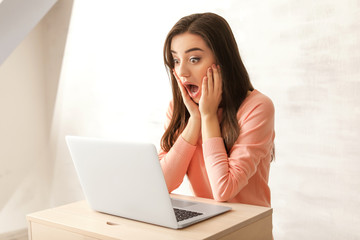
[66,136,231,229]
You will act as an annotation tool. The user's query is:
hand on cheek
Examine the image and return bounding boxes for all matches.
[173,69,200,118]
[173,69,201,144]
[199,64,222,118]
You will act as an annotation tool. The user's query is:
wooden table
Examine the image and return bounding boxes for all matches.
[27,194,272,240]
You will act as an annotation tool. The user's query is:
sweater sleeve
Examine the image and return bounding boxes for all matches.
[158,102,197,192]
[202,96,275,202]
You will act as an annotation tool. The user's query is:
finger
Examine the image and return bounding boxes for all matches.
[202,76,208,98]
[173,69,181,83]
[173,69,196,108]
[212,64,222,94]
[207,67,214,93]
[173,70,184,91]
[173,70,187,96]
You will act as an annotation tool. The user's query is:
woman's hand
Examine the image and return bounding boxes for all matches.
[199,64,223,140]
[199,64,222,118]
[173,69,201,145]
[173,69,200,119]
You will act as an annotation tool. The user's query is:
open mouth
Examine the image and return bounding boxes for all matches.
[184,83,200,98]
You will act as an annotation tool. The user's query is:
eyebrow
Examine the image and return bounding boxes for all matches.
[171,47,204,54]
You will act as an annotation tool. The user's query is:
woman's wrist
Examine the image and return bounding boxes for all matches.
[201,114,221,140]
[181,116,201,145]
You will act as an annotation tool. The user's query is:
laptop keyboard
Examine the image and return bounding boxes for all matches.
[173,208,203,222]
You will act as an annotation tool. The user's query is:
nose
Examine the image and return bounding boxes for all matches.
[177,62,190,79]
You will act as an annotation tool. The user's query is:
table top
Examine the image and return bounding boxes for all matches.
[27,194,272,240]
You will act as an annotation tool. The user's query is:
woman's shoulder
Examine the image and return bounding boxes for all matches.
[250,89,274,108]
[237,89,274,120]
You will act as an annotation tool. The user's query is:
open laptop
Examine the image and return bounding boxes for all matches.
[65,136,231,229]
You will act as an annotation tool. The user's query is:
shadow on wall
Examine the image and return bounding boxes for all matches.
[0,0,58,65]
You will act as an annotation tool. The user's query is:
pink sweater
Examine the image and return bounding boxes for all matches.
[159,90,275,207]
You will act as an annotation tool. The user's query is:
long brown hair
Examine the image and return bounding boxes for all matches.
[161,12,254,154]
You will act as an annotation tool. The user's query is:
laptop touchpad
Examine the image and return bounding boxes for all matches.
[171,198,197,208]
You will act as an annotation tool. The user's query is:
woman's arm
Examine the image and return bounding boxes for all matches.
[158,70,202,192]
[203,98,275,201]
[198,65,275,201]
[158,102,198,193]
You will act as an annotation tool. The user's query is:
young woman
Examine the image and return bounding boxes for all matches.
[159,12,275,207]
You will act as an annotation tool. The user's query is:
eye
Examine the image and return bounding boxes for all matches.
[173,58,180,65]
[190,57,200,64]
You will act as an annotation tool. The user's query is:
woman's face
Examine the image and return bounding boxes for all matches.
[171,32,216,103]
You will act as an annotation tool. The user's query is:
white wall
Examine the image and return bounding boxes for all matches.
[0,22,50,233]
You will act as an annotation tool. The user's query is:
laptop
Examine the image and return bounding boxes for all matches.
[65,135,231,229]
